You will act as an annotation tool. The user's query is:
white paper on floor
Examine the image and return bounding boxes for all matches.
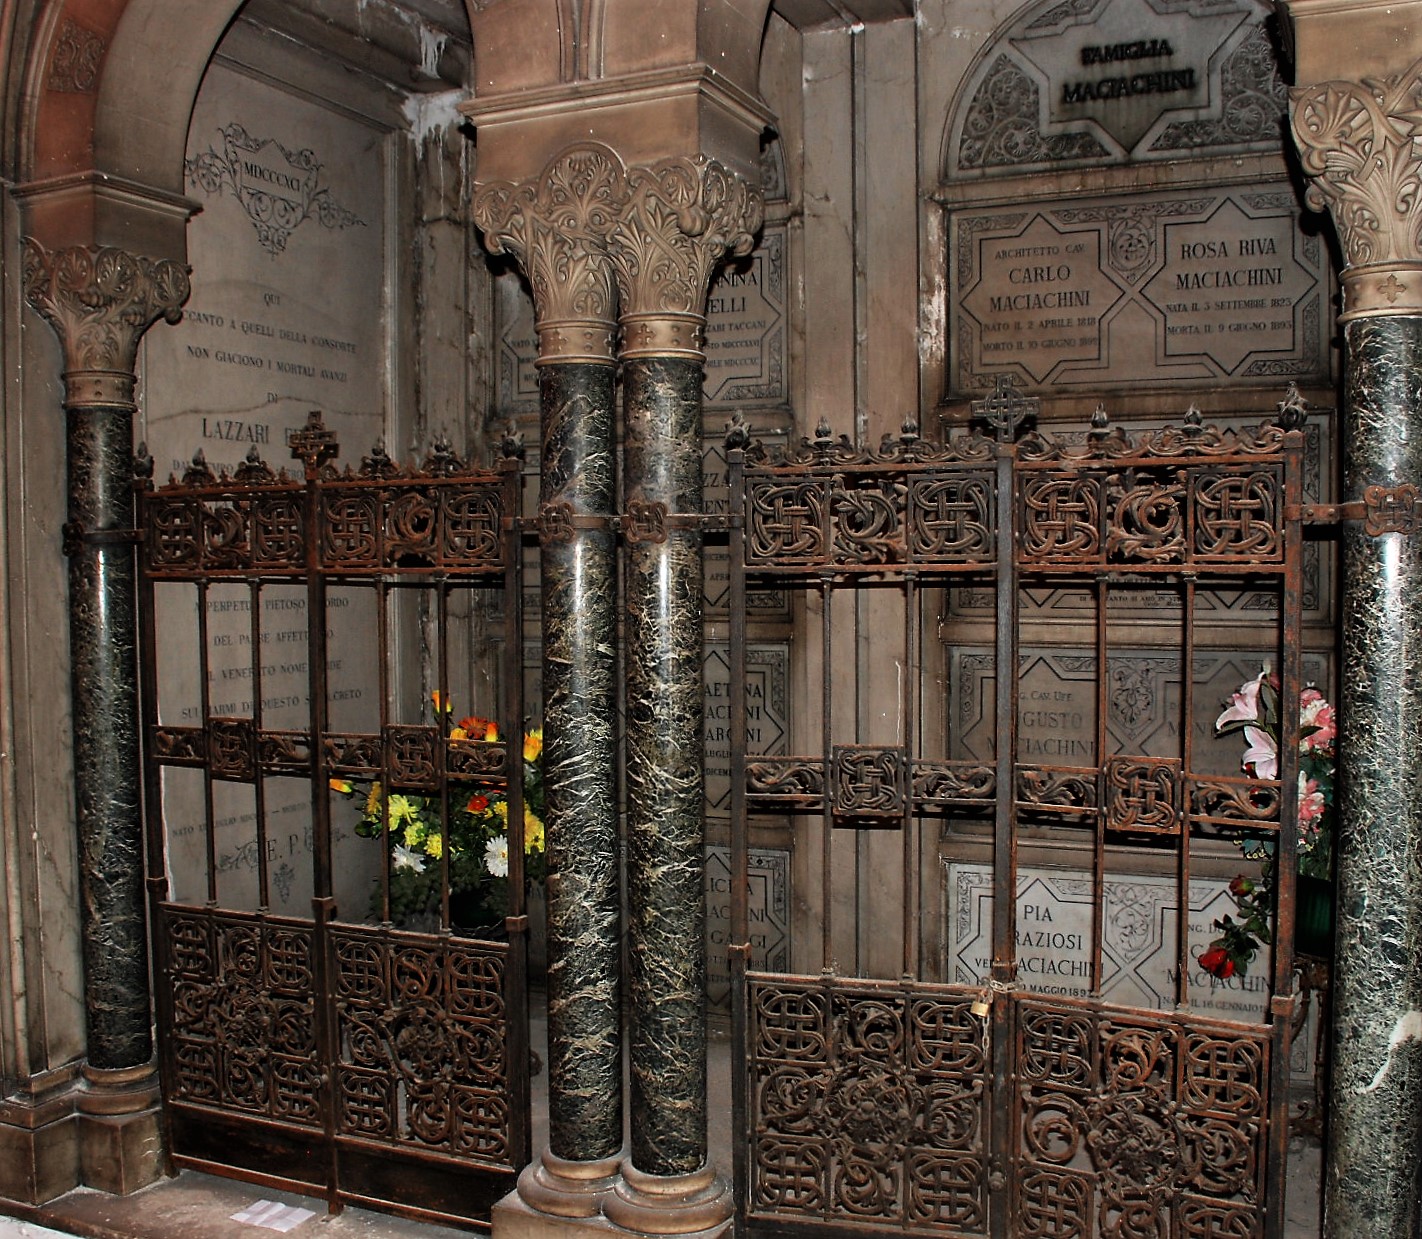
[230,1201,317,1232]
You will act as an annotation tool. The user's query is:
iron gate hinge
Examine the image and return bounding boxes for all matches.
[1290,483,1421,536]
[62,522,140,557]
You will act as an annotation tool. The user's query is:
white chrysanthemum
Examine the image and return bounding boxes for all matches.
[484,835,510,878]
[392,844,426,873]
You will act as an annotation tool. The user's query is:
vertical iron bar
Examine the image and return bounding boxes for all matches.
[135,485,176,1174]
[903,571,919,981]
[1178,578,1196,1009]
[1264,436,1305,1239]
[989,437,1017,1239]
[198,578,217,905]
[249,577,269,909]
[437,579,451,932]
[728,443,751,1232]
[501,455,531,1173]
[1092,576,1108,996]
[376,578,390,923]
[820,571,835,974]
[300,451,339,1212]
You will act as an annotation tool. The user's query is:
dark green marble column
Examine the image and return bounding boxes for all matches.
[621,354,708,1178]
[539,360,623,1166]
[1325,315,1422,1235]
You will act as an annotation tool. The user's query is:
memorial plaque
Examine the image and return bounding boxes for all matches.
[703,225,786,407]
[703,436,790,618]
[950,186,1330,395]
[948,0,1287,172]
[945,862,1314,1072]
[949,646,1332,771]
[494,226,788,411]
[706,845,790,1007]
[141,63,391,916]
[704,643,790,817]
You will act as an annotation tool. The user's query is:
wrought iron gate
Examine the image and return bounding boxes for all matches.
[727,396,1307,1239]
[137,414,530,1227]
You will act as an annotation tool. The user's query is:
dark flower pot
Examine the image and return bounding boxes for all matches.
[1294,873,1334,958]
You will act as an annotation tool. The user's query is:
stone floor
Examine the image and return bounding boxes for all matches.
[0,1009,1325,1238]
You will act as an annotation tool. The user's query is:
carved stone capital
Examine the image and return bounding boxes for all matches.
[473,143,624,365]
[22,240,189,407]
[1291,57,1422,318]
[608,155,763,358]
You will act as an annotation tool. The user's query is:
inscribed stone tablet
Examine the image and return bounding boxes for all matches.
[706,845,790,1007]
[950,186,1330,394]
[704,643,790,817]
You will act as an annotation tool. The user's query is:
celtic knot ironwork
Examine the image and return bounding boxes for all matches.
[209,717,257,781]
[747,758,825,801]
[832,482,904,564]
[913,762,996,807]
[164,909,320,1123]
[749,976,988,1232]
[833,746,906,817]
[1363,482,1421,536]
[1194,471,1281,560]
[1020,475,1102,561]
[1016,999,1266,1239]
[386,726,439,790]
[748,480,825,564]
[1107,471,1186,563]
[332,926,513,1165]
[908,475,994,563]
[1106,757,1181,834]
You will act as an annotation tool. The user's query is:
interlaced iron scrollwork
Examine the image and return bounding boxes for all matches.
[1015,1000,1266,1239]
[749,976,989,1233]
[332,926,511,1162]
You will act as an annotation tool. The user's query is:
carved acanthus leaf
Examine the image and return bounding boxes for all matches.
[1291,58,1422,268]
[472,143,624,328]
[22,240,190,378]
[608,155,764,317]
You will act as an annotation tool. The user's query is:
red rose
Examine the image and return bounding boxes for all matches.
[1199,946,1236,979]
[1229,875,1255,898]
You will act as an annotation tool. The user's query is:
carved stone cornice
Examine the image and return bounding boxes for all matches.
[473,143,624,365]
[22,240,189,407]
[608,155,763,361]
[1291,57,1422,318]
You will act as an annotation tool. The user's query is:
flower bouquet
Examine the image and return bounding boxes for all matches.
[333,712,546,934]
[1199,669,1336,979]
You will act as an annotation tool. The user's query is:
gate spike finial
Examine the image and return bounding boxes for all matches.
[1275,382,1309,430]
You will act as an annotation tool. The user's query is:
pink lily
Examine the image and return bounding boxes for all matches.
[1242,725,1278,779]
[1216,670,1268,730]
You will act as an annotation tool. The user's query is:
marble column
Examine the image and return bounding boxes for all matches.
[474,145,626,1216]
[21,240,189,1190]
[603,156,761,1234]
[1291,59,1422,1237]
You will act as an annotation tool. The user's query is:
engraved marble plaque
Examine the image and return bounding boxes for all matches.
[142,63,390,917]
[703,436,790,618]
[706,845,790,1007]
[945,861,1314,1073]
[703,226,786,407]
[947,0,1286,172]
[704,643,790,817]
[494,226,788,411]
[950,186,1330,395]
[949,646,1332,771]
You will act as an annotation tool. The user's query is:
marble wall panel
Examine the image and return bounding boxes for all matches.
[705,845,790,1008]
[139,63,393,916]
[703,642,790,819]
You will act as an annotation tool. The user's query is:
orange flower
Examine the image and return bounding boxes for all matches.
[431,690,453,713]
[467,793,490,814]
[456,715,498,740]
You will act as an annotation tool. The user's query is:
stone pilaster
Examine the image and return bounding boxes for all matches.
[601,156,761,1236]
[1290,58,1422,1237]
[20,239,188,1193]
[474,145,626,1217]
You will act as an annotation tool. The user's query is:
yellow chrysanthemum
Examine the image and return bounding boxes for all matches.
[424,832,444,859]
[524,809,545,853]
[364,782,383,817]
[524,729,543,763]
[450,726,467,740]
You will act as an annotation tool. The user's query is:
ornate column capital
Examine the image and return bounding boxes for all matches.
[1291,56,1422,319]
[607,155,763,361]
[473,143,624,366]
[22,240,190,407]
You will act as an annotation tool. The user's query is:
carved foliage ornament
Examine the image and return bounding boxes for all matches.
[1291,57,1422,269]
[472,144,625,331]
[473,145,765,331]
[23,240,190,384]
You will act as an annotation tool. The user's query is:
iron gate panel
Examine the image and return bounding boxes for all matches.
[137,416,529,1228]
[727,407,1306,1239]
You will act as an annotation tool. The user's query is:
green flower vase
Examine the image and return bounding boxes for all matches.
[1294,873,1334,958]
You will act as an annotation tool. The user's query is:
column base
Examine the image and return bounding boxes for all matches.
[0,1065,81,1205]
[75,1062,164,1196]
[602,1162,733,1236]
[517,1148,625,1219]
